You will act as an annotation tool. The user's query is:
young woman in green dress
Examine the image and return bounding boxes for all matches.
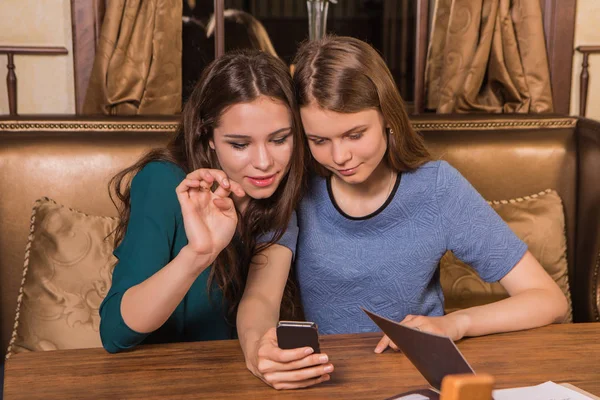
[99,50,306,355]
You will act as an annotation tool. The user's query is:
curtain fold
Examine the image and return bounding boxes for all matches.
[425,0,553,113]
[83,0,182,115]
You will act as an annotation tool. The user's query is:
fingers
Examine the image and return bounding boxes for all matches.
[400,314,417,324]
[401,315,425,331]
[176,179,205,209]
[185,169,246,198]
[254,328,333,390]
[185,169,226,197]
[229,180,246,197]
[255,334,330,371]
[259,343,314,364]
[400,314,428,333]
[258,352,330,373]
[374,335,390,353]
[212,197,235,213]
[176,178,200,195]
[258,328,313,363]
[400,316,445,337]
[214,179,245,198]
[267,373,331,390]
[262,364,334,389]
[373,316,420,354]
[186,168,224,187]
[264,327,277,338]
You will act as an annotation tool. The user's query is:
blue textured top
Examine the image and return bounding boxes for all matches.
[99,161,298,353]
[295,160,528,335]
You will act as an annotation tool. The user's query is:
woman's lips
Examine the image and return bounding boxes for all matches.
[337,166,360,176]
[246,173,277,187]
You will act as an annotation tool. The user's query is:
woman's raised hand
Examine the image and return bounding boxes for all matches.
[175,169,246,267]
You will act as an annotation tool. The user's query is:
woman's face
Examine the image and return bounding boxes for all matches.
[210,95,293,200]
[300,103,388,185]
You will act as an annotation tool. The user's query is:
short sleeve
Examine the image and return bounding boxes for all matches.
[99,162,185,353]
[435,161,528,282]
[256,211,299,259]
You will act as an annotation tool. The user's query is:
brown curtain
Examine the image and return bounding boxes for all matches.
[425,0,553,113]
[83,0,182,115]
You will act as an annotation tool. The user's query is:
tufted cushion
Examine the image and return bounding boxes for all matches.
[441,189,572,322]
[5,198,117,358]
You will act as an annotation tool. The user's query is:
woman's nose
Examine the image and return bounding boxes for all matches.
[252,144,274,171]
[331,142,352,166]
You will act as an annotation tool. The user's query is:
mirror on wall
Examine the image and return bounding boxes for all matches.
[182,1,215,102]
[182,0,418,105]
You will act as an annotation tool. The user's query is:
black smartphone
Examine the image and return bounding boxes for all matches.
[276,321,321,353]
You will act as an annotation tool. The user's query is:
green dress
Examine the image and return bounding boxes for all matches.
[99,162,231,353]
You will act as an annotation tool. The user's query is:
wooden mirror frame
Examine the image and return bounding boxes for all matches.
[69,0,225,114]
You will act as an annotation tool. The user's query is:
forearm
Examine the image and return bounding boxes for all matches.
[237,292,280,363]
[120,245,213,333]
[453,287,568,337]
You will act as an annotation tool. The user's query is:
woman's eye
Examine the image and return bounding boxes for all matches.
[229,142,249,150]
[348,133,363,140]
[310,138,326,145]
[272,134,291,145]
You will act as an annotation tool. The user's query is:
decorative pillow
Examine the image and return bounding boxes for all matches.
[440,189,573,322]
[6,198,118,358]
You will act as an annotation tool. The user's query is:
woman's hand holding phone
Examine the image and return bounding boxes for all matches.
[248,327,334,390]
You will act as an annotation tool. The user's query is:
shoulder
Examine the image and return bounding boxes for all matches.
[305,174,328,199]
[404,160,445,176]
[428,160,473,193]
[132,161,186,189]
[403,160,465,187]
[308,173,327,187]
[398,161,473,206]
[418,160,444,171]
[130,161,186,211]
[298,174,329,218]
[400,160,448,187]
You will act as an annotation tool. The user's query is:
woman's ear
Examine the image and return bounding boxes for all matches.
[209,140,215,150]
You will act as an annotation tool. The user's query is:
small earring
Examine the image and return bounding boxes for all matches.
[388,128,394,134]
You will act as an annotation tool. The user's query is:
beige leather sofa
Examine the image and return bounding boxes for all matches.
[1,114,599,364]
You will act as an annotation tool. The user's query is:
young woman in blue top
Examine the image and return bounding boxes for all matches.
[99,50,306,354]
[240,36,568,389]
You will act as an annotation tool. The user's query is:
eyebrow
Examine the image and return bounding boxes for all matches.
[305,124,368,139]
[223,127,292,140]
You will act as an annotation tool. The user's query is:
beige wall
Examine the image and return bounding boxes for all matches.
[0,0,75,115]
[570,0,600,120]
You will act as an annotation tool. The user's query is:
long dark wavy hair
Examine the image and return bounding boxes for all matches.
[109,50,306,322]
[293,36,431,175]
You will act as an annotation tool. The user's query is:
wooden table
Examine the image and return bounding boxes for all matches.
[4,323,600,399]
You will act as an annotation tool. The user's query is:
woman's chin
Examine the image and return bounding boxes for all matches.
[243,186,278,200]
[333,171,368,185]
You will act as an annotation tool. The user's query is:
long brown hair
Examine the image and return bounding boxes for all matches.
[293,36,431,174]
[110,50,306,321]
